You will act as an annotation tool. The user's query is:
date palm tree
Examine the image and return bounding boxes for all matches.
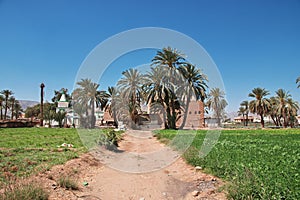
[151,47,185,129]
[269,96,281,126]
[9,96,15,120]
[0,95,4,120]
[13,100,22,119]
[105,86,120,127]
[296,76,300,88]
[206,88,228,127]
[238,106,246,126]
[96,90,110,111]
[117,68,144,127]
[75,78,100,128]
[178,63,208,128]
[152,46,185,69]
[285,98,299,127]
[249,87,270,128]
[1,90,13,120]
[144,66,170,128]
[275,89,291,127]
[240,100,249,126]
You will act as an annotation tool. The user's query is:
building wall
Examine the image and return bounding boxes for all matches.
[182,101,205,128]
[172,100,205,129]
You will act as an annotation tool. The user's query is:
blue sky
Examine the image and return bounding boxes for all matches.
[0,0,299,112]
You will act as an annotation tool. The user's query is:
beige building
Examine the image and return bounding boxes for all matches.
[234,116,254,123]
[179,100,205,129]
[147,100,205,129]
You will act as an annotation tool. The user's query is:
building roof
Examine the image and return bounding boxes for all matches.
[59,93,67,102]
[234,116,255,120]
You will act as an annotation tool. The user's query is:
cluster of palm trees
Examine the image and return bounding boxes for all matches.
[73,47,228,129]
[73,79,109,128]
[239,86,299,128]
[110,47,210,129]
[0,89,22,120]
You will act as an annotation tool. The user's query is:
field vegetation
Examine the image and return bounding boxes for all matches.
[155,129,300,199]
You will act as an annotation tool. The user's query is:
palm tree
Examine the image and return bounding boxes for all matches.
[152,46,185,69]
[206,88,228,127]
[95,90,110,111]
[248,87,270,128]
[269,96,281,126]
[13,100,22,119]
[275,89,291,127]
[144,66,170,128]
[296,76,300,88]
[1,90,13,120]
[117,68,144,127]
[0,95,4,120]
[9,96,15,120]
[75,78,100,128]
[240,100,249,126]
[151,47,185,129]
[285,98,299,127]
[177,63,208,128]
[105,86,119,127]
[237,106,246,126]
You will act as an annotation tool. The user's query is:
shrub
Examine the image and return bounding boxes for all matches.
[97,130,122,151]
[58,176,78,190]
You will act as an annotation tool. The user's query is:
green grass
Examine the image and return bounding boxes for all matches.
[154,129,300,199]
[0,128,87,184]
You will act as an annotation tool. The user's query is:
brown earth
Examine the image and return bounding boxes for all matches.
[28,130,227,200]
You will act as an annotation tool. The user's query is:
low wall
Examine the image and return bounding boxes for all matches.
[0,120,39,128]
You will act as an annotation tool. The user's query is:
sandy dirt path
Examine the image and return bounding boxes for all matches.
[36,130,226,200]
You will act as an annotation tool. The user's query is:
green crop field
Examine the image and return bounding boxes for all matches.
[0,128,88,184]
[155,129,300,199]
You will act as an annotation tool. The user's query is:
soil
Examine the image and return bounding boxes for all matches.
[29,130,227,200]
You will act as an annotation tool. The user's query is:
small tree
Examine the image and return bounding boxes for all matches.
[54,110,66,128]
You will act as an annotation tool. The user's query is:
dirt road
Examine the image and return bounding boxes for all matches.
[37,130,226,200]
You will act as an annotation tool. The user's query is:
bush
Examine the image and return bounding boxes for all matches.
[97,130,122,151]
[58,176,78,190]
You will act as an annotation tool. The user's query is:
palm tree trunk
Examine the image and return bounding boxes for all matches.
[166,105,172,129]
[245,113,249,126]
[260,114,265,128]
[91,98,95,128]
[40,83,45,126]
[11,99,15,120]
[15,108,18,119]
[162,108,168,129]
[283,111,288,128]
[112,109,118,128]
[270,115,278,126]
[0,107,2,120]
[4,99,8,120]
[170,99,177,129]
[179,95,191,129]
